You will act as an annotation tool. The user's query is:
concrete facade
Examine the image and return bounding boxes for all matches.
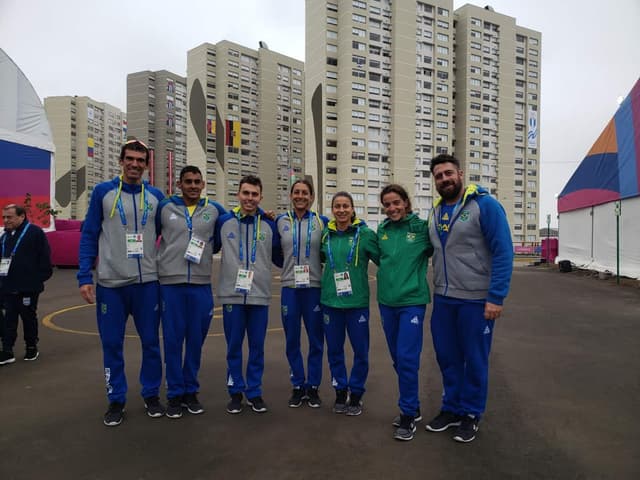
[186,41,304,211]
[44,96,126,219]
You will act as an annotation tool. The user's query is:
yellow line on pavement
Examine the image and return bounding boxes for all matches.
[42,303,283,338]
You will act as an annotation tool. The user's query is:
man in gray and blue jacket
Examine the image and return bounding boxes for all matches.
[156,165,226,419]
[78,139,165,427]
[426,153,513,443]
[214,175,283,415]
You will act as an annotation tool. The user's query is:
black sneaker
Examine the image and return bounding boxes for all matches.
[166,396,183,419]
[288,387,305,408]
[393,408,422,427]
[306,387,322,408]
[394,415,417,441]
[182,392,204,414]
[24,346,39,361]
[426,410,462,432]
[333,389,348,414]
[0,351,15,365]
[144,396,165,418]
[247,396,268,413]
[453,415,479,443]
[103,402,125,426]
[227,393,244,414]
[345,393,363,416]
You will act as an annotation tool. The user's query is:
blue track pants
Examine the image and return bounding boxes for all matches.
[322,306,369,395]
[379,304,426,416]
[96,282,162,404]
[223,304,268,399]
[160,284,213,400]
[281,287,324,389]
[430,295,494,418]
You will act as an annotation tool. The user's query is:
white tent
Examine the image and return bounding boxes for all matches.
[0,48,55,230]
[557,78,640,279]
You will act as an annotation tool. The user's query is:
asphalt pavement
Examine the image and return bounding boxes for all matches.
[0,263,638,479]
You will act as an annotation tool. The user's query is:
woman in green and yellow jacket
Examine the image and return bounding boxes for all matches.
[320,191,378,417]
[376,184,433,441]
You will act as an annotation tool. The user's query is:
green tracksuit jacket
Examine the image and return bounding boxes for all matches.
[320,218,379,309]
[376,213,433,307]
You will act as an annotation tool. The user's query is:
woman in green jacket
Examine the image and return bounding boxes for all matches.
[320,192,378,416]
[377,184,433,441]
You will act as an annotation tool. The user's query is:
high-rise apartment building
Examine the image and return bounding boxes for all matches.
[44,96,126,219]
[127,70,187,194]
[454,4,541,244]
[305,0,540,241]
[186,41,305,211]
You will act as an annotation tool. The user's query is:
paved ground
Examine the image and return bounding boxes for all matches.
[1,263,639,479]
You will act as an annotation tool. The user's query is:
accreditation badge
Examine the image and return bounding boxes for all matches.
[0,258,11,276]
[334,271,353,297]
[294,265,311,288]
[125,233,144,258]
[235,268,254,294]
[184,236,206,264]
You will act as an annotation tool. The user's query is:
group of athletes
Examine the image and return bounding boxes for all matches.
[77,139,513,443]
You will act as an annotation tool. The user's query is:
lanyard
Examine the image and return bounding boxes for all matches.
[237,212,260,265]
[1,223,30,258]
[326,226,359,271]
[288,210,315,260]
[183,205,197,232]
[109,176,148,228]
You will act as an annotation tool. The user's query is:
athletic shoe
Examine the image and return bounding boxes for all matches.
[0,351,15,365]
[453,415,479,443]
[24,346,39,361]
[306,387,322,408]
[182,392,204,414]
[333,389,348,414]
[144,396,165,418]
[247,396,268,413]
[393,409,422,427]
[288,387,305,408]
[166,396,183,419]
[103,402,125,426]
[426,410,462,432]
[226,393,244,414]
[345,393,363,416]
[394,415,417,441]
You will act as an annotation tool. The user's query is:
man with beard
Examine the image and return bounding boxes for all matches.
[425,154,513,443]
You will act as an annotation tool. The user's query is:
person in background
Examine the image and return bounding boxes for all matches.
[0,204,52,365]
[320,192,378,416]
[376,184,433,441]
[215,175,283,415]
[426,153,513,443]
[156,165,226,418]
[78,139,165,427]
[276,179,328,408]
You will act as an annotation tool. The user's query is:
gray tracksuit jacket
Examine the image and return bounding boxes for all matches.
[275,210,328,288]
[214,207,283,305]
[156,195,226,285]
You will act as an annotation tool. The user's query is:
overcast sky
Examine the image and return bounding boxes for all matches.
[2,0,638,227]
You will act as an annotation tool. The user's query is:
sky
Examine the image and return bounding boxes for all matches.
[1,0,639,227]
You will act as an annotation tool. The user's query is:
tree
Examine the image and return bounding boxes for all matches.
[23,193,60,227]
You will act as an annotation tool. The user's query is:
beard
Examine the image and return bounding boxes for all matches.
[436,179,463,201]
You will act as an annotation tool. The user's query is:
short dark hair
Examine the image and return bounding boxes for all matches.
[290,178,314,197]
[380,184,412,213]
[430,153,460,173]
[179,165,202,181]
[3,204,26,217]
[239,174,262,192]
[120,139,150,164]
[331,191,356,222]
